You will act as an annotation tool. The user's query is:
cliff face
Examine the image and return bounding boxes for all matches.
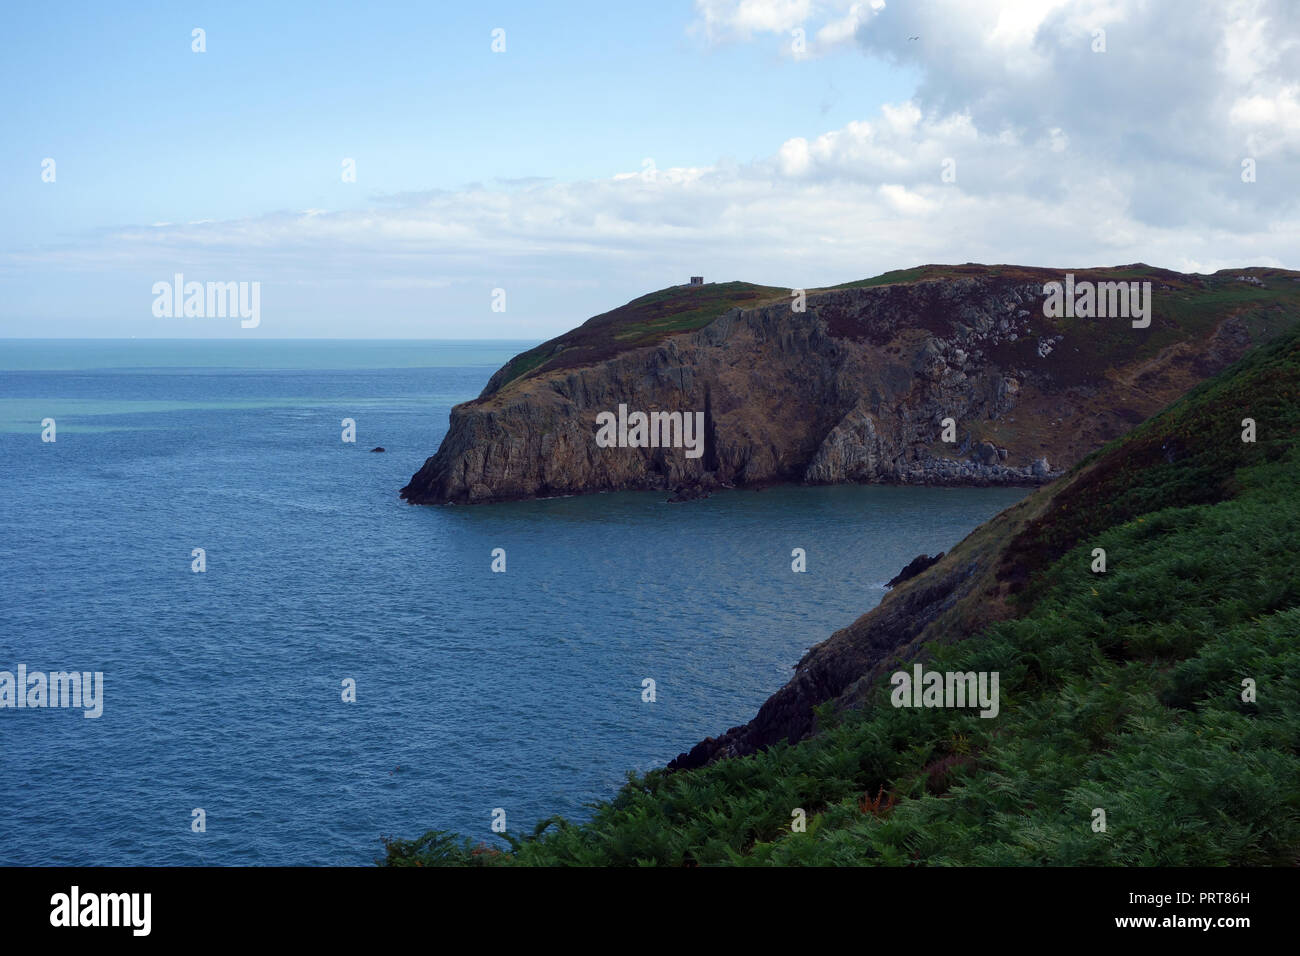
[384,324,1300,867]
[401,265,1297,504]
[671,317,1300,771]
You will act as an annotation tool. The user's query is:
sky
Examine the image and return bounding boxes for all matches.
[1,0,1297,339]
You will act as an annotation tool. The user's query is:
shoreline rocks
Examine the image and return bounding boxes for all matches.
[401,271,1261,505]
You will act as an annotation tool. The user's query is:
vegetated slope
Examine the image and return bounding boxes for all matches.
[383,326,1300,866]
[480,281,789,395]
[401,264,1300,504]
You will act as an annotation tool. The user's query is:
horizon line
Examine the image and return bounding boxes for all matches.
[0,336,544,342]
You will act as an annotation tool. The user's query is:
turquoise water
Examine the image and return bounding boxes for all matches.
[0,340,1028,864]
[0,339,534,371]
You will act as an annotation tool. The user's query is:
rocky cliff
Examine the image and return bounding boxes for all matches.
[401,264,1300,504]
[670,311,1300,771]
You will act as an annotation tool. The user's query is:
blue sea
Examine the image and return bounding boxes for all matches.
[0,339,1028,865]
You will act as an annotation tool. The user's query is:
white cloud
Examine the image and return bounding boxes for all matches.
[8,0,1300,336]
[693,0,815,40]
[1230,85,1300,155]
[693,0,884,54]
[777,137,812,176]
[815,2,883,49]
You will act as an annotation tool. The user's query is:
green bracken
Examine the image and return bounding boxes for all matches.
[384,325,1300,867]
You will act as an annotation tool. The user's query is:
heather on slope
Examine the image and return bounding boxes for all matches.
[385,328,1300,866]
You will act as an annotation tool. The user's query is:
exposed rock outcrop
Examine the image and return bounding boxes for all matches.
[669,542,1004,770]
[885,552,944,589]
[401,265,1286,504]
[669,310,1300,771]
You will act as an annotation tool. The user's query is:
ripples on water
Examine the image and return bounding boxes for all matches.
[0,340,1027,864]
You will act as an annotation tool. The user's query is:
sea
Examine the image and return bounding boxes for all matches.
[0,339,1028,865]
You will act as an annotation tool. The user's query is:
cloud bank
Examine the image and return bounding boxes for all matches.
[8,0,1298,336]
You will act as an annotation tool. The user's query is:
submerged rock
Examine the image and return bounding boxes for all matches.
[667,485,710,503]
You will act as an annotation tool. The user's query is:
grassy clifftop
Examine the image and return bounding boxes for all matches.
[482,281,787,397]
[480,265,1300,400]
[385,323,1300,866]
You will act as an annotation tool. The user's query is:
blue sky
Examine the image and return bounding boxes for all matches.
[2,0,1296,338]
[4,1,914,238]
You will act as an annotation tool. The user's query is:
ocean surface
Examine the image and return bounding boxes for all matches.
[0,339,1028,865]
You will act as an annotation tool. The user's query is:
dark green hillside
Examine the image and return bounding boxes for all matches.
[385,328,1300,867]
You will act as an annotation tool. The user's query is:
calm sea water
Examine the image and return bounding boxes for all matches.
[0,339,1027,865]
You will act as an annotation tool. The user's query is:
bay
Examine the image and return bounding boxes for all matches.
[0,340,1027,864]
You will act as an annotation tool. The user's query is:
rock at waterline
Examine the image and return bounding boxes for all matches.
[667,484,711,503]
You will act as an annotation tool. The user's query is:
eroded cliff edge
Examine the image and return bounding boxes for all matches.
[402,264,1294,505]
[666,276,1300,772]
